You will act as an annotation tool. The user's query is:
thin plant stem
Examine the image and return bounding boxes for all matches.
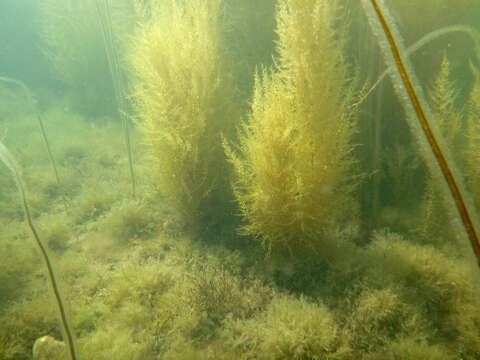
[94,0,136,198]
[355,25,480,108]
[0,141,77,360]
[363,0,480,264]
[0,76,62,187]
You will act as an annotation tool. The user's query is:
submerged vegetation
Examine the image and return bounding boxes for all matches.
[1,0,480,359]
[225,0,360,256]
[39,0,136,116]
[131,0,236,232]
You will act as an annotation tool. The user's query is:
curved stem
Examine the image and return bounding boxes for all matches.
[355,25,480,107]
[0,141,77,359]
[363,0,480,264]
[0,76,62,187]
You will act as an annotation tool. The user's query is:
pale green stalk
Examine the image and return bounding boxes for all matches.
[0,141,77,360]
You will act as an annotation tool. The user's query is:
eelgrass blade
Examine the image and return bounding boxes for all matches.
[361,0,480,264]
[0,141,77,360]
[94,0,136,198]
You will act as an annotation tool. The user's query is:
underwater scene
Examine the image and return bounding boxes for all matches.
[2,0,480,359]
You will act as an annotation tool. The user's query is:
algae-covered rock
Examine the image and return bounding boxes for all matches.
[32,335,65,360]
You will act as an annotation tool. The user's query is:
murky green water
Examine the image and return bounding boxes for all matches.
[1,1,480,359]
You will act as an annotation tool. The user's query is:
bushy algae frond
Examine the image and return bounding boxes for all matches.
[0,141,77,360]
[225,0,359,255]
[421,55,464,243]
[131,0,233,229]
[467,64,480,209]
